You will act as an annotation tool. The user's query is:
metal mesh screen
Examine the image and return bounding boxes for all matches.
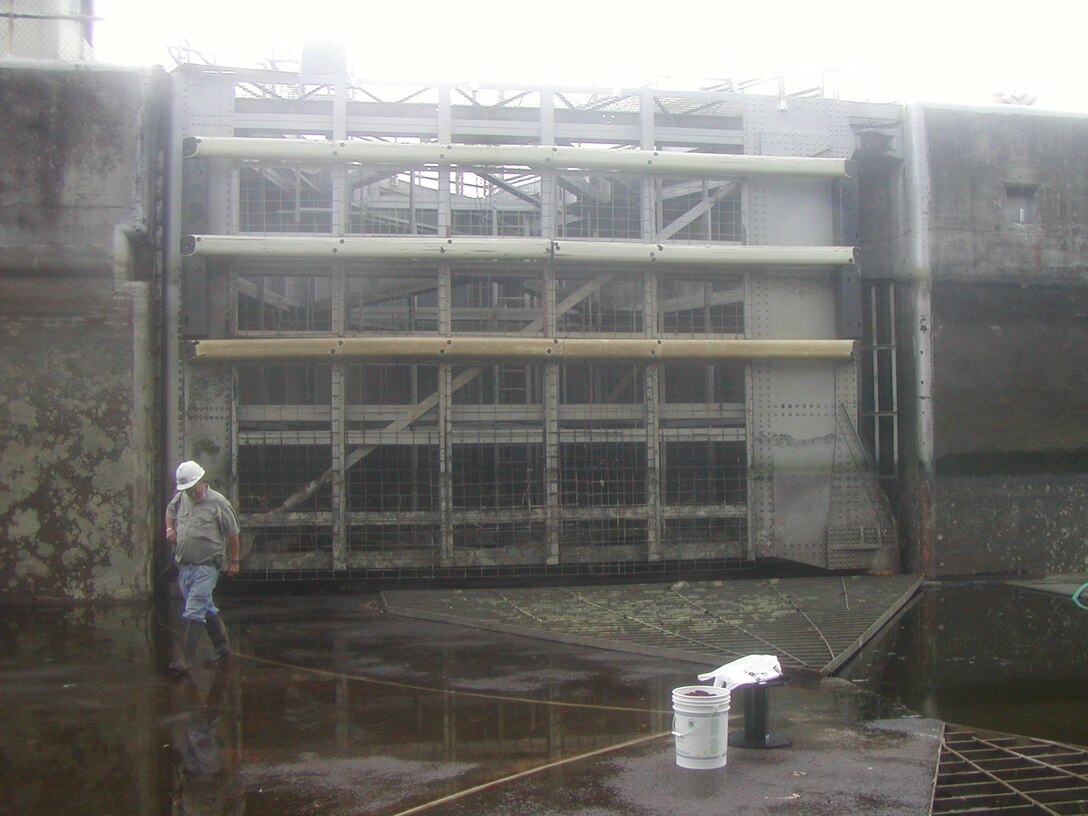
[347,267,439,333]
[555,273,645,336]
[451,273,543,334]
[238,443,333,513]
[657,177,742,242]
[345,363,440,564]
[236,270,333,333]
[450,169,543,237]
[239,165,334,233]
[658,275,744,334]
[556,172,643,240]
[347,167,440,235]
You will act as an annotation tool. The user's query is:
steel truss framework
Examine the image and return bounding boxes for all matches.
[169,68,900,577]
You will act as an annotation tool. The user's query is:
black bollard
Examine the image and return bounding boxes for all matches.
[728,676,791,749]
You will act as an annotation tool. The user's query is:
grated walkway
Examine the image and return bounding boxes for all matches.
[384,573,923,676]
[933,726,1088,814]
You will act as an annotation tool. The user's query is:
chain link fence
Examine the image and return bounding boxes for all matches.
[1,0,95,61]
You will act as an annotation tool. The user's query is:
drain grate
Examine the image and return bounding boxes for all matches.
[932,726,1088,815]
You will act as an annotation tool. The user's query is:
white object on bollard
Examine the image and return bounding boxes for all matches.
[697,654,783,691]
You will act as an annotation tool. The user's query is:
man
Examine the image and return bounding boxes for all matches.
[165,460,241,675]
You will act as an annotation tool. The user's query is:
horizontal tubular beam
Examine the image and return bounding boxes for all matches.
[193,336,856,362]
[183,136,851,179]
[183,235,551,261]
[182,235,856,266]
[553,241,855,266]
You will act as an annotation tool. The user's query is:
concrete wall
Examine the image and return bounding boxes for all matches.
[869,105,1088,577]
[0,63,165,601]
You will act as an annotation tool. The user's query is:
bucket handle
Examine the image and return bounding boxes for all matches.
[672,717,709,739]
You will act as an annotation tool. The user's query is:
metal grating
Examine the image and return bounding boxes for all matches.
[384,574,922,676]
[933,726,1088,815]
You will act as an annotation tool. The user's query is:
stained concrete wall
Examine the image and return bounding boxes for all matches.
[862,105,1088,578]
[0,63,165,601]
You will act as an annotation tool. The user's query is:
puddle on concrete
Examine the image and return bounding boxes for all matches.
[841,583,1088,746]
[3,583,1085,815]
[0,598,683,815]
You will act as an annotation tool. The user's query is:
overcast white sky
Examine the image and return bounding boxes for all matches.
[92,0,1086,111]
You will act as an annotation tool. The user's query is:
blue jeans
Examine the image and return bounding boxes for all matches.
[178,563,221,622]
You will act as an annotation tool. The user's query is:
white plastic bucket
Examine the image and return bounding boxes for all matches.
[672,685,731,769]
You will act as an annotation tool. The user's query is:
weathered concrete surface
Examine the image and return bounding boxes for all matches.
[924,110,1088,576]
[859,105,1088,578]
[0,63,166,601]
[928,282,1088,576]
[925,107,1088,281]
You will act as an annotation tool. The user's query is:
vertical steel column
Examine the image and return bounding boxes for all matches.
[227,238,239,509]
[745,269,768,561]
[540,89,555,237]
[330,78,349,570]
[541,88,560,565]
[544,274,560,565]
[165,70,191,487]
[438,358,453,565]
[639,89,656,238]
[438,86,452,235]
[438,262,452,566]
[641,89,662,560]
[742,100,766,563]
[330,264,347,569]
[437,86,454,565]
[645,271,662,561]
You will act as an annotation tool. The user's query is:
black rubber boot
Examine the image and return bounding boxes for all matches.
[169,619,202,676]
[203,613,233,668]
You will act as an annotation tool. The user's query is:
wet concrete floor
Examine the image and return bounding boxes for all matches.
[1,589,943,816]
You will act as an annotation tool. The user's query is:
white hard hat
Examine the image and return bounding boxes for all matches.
[176,461,206,491]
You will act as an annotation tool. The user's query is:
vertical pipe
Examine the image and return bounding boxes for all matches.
[869,284,881,469]
[889,284,900,472]
[904,104,936,578]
